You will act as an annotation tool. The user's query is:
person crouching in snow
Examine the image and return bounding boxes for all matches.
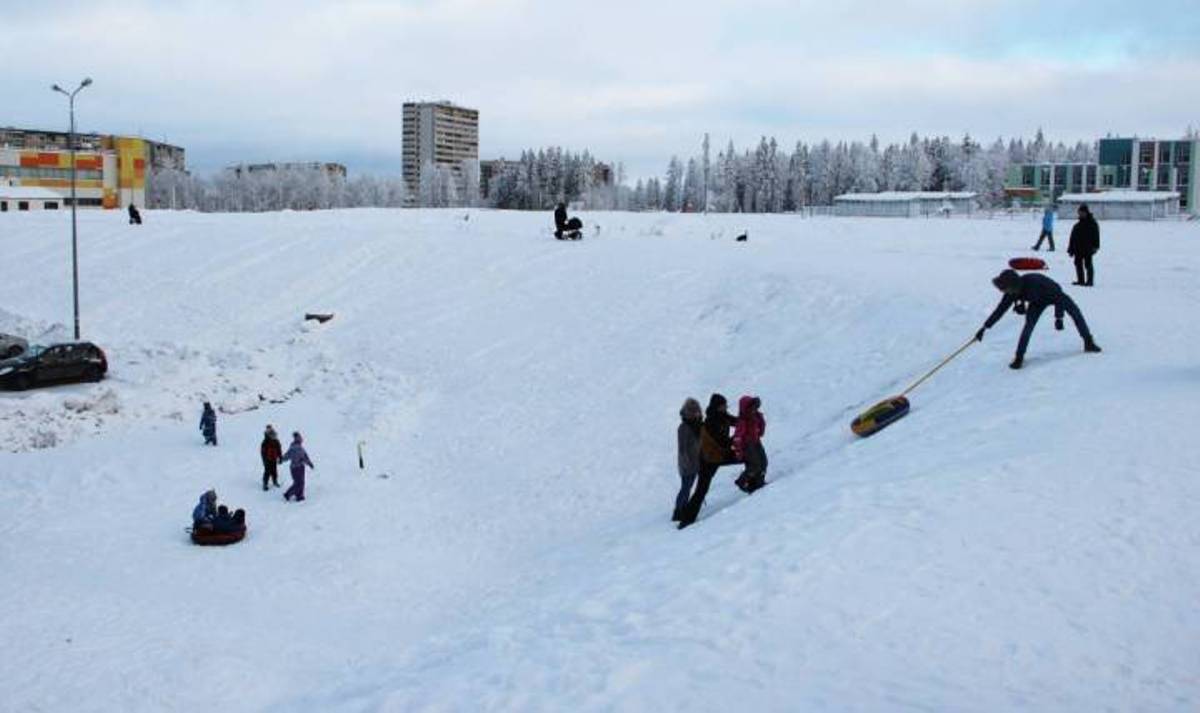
[261,424,283,491]
[732,396,767,493]
[282,432,315,501]
[199,402,218,445]
[975,269,1101,370]
[674,397,703,522]
[678,393,741,529]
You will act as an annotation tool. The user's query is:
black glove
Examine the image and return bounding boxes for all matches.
[1055,317,1064,331]
[974,328,985,342]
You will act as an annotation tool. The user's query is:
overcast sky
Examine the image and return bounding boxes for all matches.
[3,0,1198,180]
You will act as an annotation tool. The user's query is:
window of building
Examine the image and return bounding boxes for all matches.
[1178,143,1191,164]
[1103,174,1114,187]
[1087,165,1097,186]
[1039,169,1050,187]
[1140,143,1156,166]
[1160,143,1171,163]
[1180,169,1189,186]
[1,201,7,212]
[1158,165,1171,187]
[1139,167,1153,189]
[18,201,29,211]
[1072,166,1083,185]
[45,201,59,210]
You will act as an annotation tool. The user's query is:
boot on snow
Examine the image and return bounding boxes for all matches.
[1084,340,1102,353]
[1009,356,1024,370]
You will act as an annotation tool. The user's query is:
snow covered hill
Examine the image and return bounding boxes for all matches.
[1,208,1197,711]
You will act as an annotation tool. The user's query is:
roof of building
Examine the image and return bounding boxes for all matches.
[1058,191,1180,203]
[834,191,978,202]
[0,186,64,200]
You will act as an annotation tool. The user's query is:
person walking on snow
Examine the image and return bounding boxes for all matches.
[674,398,703,522]
[732,396,768,494]
[678,394,741,529]
[282,432,315,502]
[975,269,1101,370]
[260,424,283,491]
[1032,204,1055,251]
[1068,203,1100,286]
[199,402,218,446]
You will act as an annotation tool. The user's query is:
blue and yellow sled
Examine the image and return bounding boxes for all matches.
[850,396,911,437]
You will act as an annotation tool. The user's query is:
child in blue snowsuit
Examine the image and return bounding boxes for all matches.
[1032,205,1055,251]
[282,432,315,501]
[199,402,217,445]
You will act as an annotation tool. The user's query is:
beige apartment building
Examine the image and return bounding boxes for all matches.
[401,101,479,204]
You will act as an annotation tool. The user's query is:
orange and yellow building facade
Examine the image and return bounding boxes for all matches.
[0,135,147,209]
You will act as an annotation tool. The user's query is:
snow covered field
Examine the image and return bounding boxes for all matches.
[1,208,1198,712]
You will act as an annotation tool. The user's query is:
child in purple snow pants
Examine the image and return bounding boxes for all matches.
[281,432,315,501]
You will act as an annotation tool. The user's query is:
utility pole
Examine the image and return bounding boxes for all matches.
[51,78,92,341]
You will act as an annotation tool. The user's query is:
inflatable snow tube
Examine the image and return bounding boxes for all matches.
[191,527,247,546]
[1008,257,1048,271]
[851,396,910,437]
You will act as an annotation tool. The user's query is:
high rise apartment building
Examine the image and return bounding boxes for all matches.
[401,101,479,204]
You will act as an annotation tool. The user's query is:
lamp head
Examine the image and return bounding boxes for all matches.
[52,84,65,93]
[80,78,93,88]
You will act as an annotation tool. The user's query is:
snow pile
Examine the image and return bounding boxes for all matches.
[1,208,1197,711]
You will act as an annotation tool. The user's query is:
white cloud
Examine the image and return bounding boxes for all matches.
[4,0,1197,179]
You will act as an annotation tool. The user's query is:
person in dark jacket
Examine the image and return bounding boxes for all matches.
[282,431,315,502]
[199,402,217,445]
[732,395,767,494]
[213,504,246,533]
[674,397,703,522]
[553,202,583,239]
[260,424,283,491]
[975,269,1101,369]
[678,393,742,529]
[1067,204,1099,286]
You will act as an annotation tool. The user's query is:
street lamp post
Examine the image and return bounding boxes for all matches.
[51,77,92,341]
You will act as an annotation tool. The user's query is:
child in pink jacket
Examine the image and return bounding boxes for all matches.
[732,395,767,493]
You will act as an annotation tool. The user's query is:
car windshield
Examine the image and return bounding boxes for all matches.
[23,344,47,358]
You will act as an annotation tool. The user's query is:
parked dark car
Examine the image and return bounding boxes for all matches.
[0,342,107,390]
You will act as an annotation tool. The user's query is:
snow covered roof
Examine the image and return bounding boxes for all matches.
[0,186,63,200]
[1058,191,1180,203]
[834,191,978,202]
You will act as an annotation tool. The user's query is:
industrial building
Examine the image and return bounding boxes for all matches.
[1004,162,1099,206]
[0,185,65,212]
[0,127,185,210]
[1004,136,1198,215]
[1057,191,1181,221]
[402,101,479,204]
[833,191,978,218]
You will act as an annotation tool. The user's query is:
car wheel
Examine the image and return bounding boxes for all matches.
[85,366,103,383]
[14,374,32,391]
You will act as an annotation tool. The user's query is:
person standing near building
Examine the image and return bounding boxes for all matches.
[1032,204,1055,251]
[1068,204,1099,286]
